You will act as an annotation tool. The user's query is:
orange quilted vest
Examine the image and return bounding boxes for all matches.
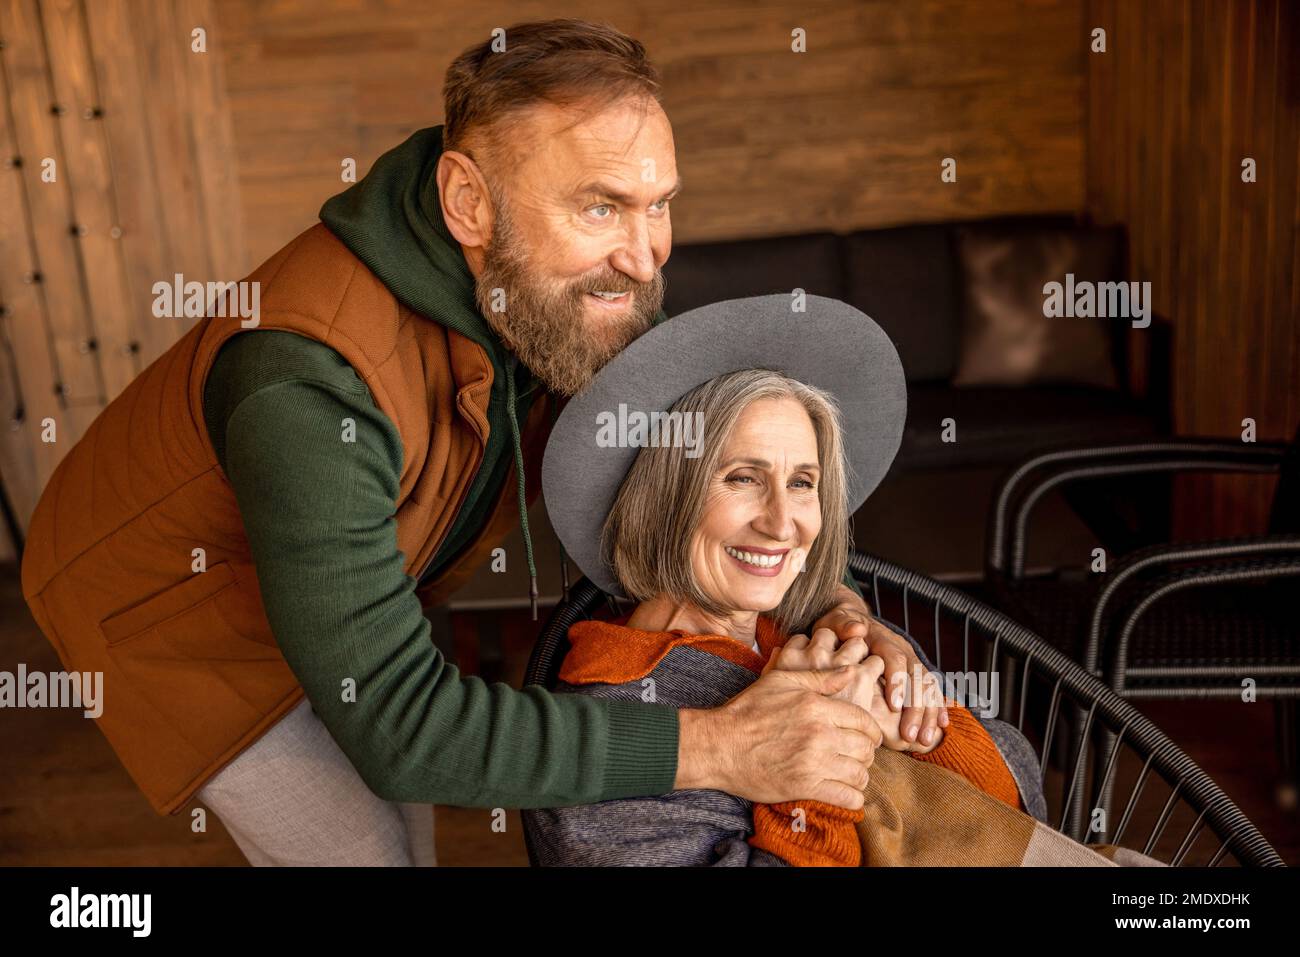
[20,222,550,814]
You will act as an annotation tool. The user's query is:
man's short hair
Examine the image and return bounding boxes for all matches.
[443,19,661,169]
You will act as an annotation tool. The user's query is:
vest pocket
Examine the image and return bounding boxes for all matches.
[99,562,238,646]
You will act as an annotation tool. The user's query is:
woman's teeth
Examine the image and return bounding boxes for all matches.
[724,546,784,568]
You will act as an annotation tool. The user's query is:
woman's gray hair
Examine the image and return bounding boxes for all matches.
[601,368,852,633]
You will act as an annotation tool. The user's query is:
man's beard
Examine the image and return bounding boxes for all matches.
[474,197,665,397]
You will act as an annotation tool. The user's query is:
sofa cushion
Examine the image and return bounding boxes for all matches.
[895,384,1160,471]
[952,221,1125,389]
[662,231,843,317]
[842,225,960,383]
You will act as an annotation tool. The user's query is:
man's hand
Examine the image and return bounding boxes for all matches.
[767,627,884,714]
[812,584,949,749]
[674,666,884,811]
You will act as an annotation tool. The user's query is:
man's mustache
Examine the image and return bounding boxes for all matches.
[570,271,662,297]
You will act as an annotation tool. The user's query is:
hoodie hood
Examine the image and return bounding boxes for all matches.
[319,125,545,615]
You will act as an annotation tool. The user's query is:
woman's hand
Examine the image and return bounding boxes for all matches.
[769,630,943,755]
[768,628,883,715]
[812,585,949,750]
[866,674,943,755]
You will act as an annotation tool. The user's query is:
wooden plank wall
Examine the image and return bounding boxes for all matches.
[0,0,1088,559]
[0,0,244,560]
[1086,0,1300,538]
[213,0,1086,264]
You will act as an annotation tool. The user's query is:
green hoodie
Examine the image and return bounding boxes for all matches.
[200,126,679,809]
[318,125,674,609]
[319,125,548,608]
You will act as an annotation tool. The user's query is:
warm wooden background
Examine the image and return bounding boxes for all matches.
[216,0,1086,263]
[0,0,243,561]
[0,0,1087,562]
[1,0,1296,559]
[1086,0,1300,537]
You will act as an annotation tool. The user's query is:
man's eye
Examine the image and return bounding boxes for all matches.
[589,204,614,218]
[651,198,669,212]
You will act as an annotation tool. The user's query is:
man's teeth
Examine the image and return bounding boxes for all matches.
[724,546,784,568]
[591,291,628,300]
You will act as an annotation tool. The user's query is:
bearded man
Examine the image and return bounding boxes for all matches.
[21,19,943,865]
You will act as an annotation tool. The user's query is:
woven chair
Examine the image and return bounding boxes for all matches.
[985,433,1300,839]
[521,548,1284,867]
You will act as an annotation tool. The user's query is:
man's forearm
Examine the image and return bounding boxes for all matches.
[674,708,722,791]
[219,373,681,807]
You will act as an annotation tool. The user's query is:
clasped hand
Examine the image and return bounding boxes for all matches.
[764,628,945,755]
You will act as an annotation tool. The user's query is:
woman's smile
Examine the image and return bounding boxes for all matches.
[723,544,788,576]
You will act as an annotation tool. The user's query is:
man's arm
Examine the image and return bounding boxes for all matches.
[206,331,884,811]
[206,332,677,807]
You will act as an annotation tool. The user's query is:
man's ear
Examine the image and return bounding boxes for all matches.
[436,150,493,251]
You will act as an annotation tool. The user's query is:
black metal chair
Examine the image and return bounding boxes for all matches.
[522,548,1285,867]
[985,434,1300,838]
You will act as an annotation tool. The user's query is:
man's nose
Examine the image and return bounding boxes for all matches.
[609,216,656,285]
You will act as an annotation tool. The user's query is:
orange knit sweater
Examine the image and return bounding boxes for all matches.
[561,614,1023,867]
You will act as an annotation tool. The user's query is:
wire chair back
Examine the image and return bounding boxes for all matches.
[522,550,1285,867]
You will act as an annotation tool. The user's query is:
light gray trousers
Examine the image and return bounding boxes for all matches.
[197,697,437,866]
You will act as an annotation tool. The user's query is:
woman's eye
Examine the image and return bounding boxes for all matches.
[726,474,755,485]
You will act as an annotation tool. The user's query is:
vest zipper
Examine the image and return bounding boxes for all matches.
[413,444,483,590]
[412,361,541,593]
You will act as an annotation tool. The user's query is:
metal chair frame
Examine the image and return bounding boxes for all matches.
[521,548,1285,867]
[985,439,1299,839]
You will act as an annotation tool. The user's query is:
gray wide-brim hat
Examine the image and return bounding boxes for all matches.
[542,294,907,598]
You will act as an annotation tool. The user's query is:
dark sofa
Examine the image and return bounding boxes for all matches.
[661,214,1173,575]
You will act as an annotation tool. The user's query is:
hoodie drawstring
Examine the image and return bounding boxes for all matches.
[550,398,572,605]
[505,358,539,620]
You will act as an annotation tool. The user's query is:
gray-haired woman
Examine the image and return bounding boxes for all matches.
[526,297,1047,866]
